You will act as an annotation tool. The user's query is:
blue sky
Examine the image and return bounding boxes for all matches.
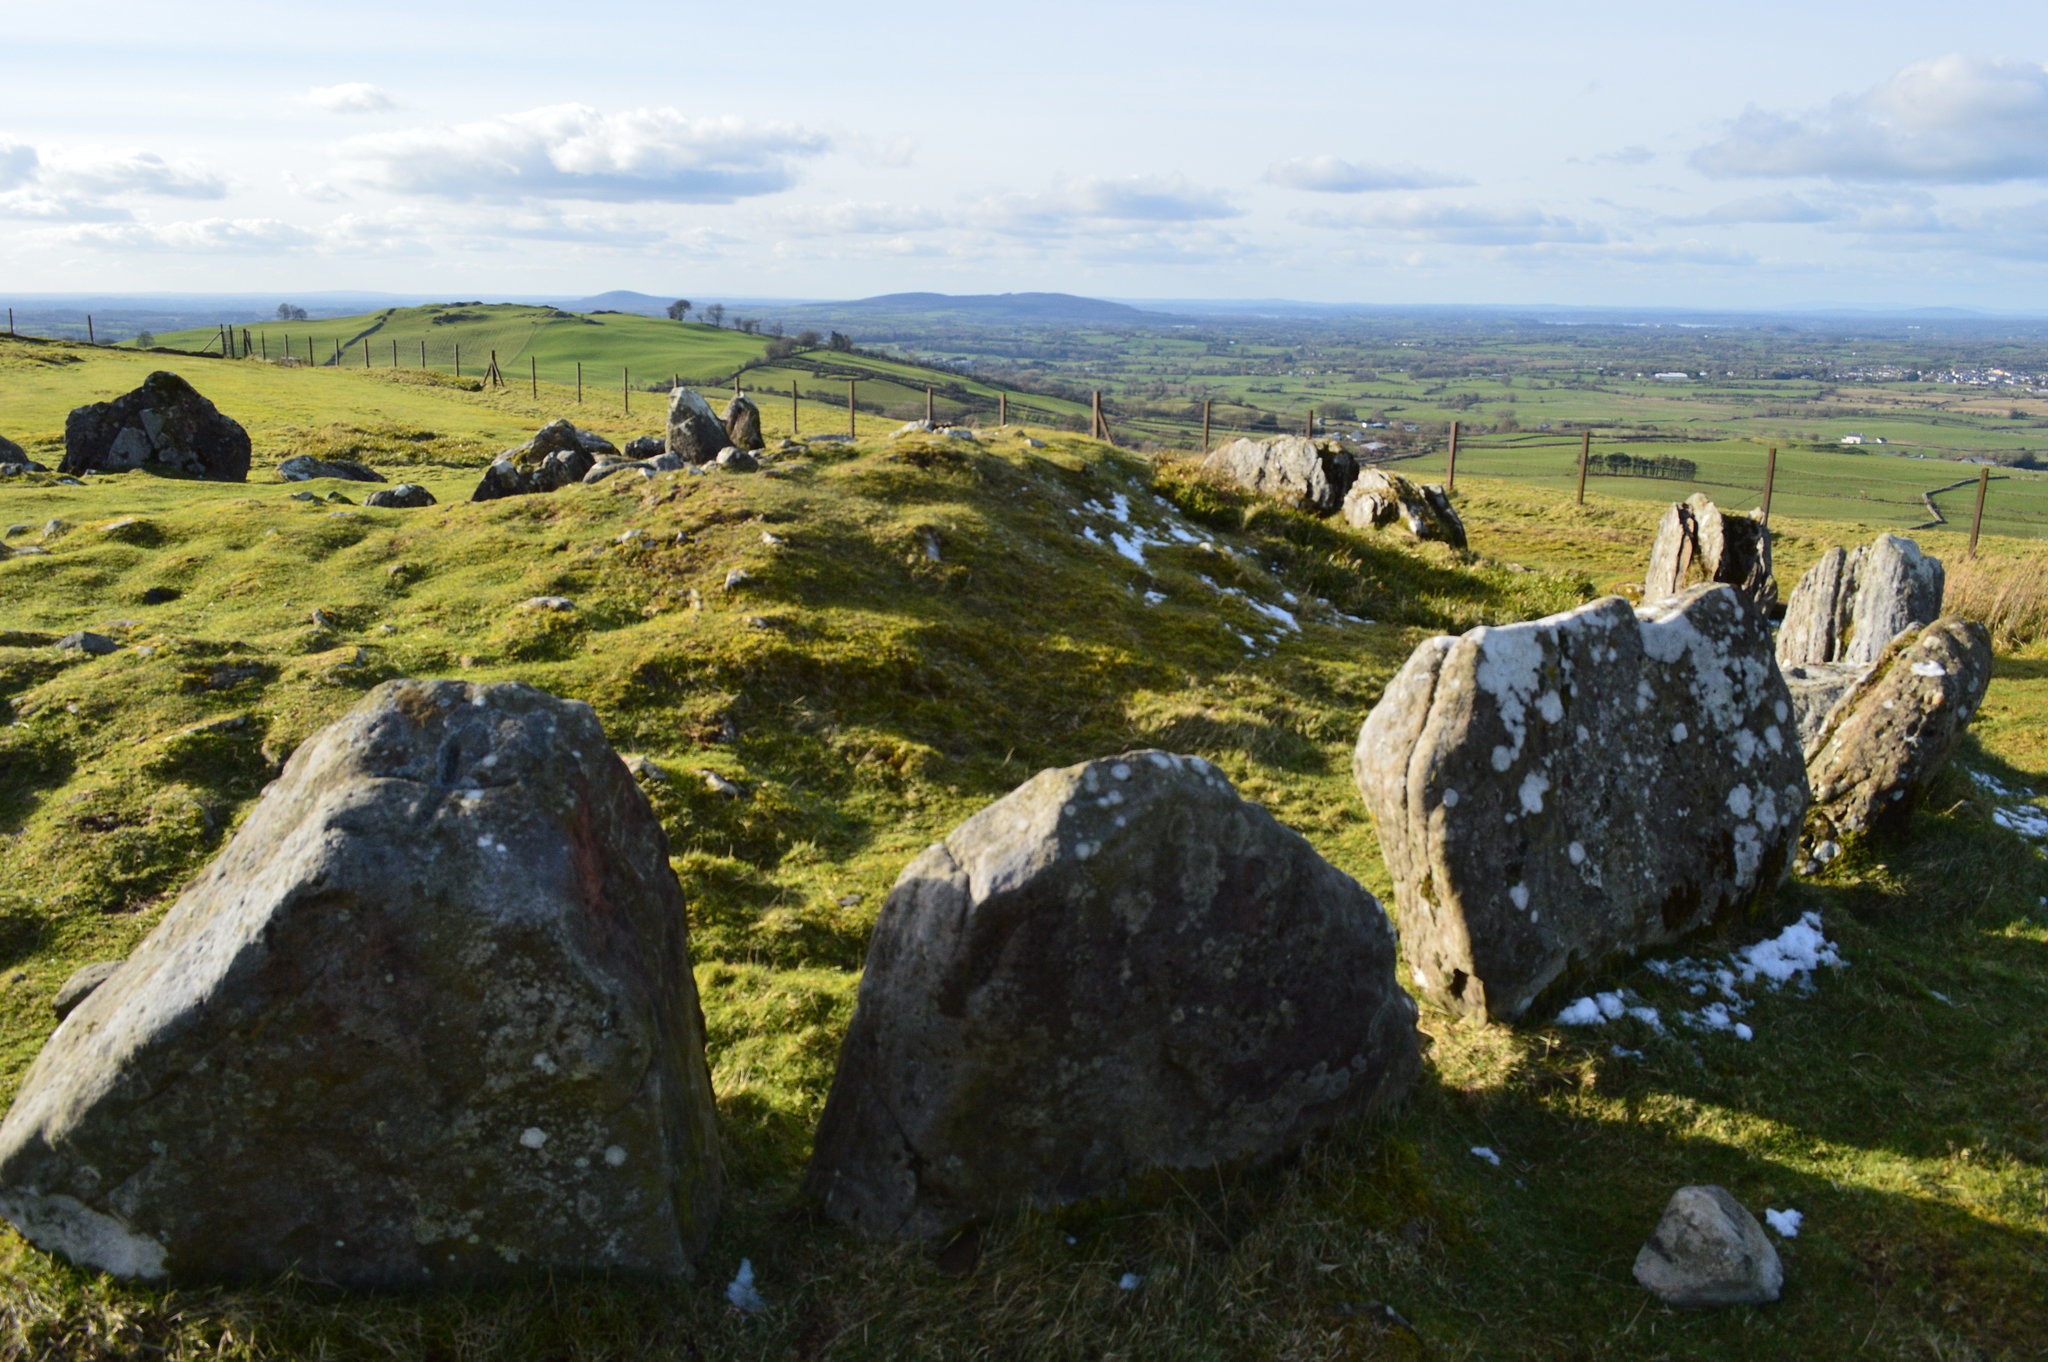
[5,0,2048,309]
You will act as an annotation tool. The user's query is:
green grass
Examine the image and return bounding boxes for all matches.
[2,336,2046,1359]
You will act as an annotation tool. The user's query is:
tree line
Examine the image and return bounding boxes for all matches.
[1589,452,1699,481]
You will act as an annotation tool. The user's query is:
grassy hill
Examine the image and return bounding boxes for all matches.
[1,336,2046,1359]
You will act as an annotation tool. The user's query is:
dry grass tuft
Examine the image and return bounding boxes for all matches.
[1946,553,2048,649]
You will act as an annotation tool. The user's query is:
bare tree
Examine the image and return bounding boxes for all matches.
[704,304,727,328]
[666,299,692,321]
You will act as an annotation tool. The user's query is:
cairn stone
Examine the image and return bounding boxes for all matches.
[61,372,251,481]
[1777,534,1944,668]
[721,395,764,451]
[0,680,722,1286]
[0,434,30,466]
[1355,585,1807,1023]
[278,455,386,484]
[1644,493,1776,614]
[1200,436,1359,516]
[623,435,664,460]
[1801,618,1992,860]
[1341,469,1467,548]
[470,420,616,500]
[807,750,1420,1240]
[365,483,436,509]
[715,447,758,473]
[665,388,728,464]
[1634,1186,1782,1308]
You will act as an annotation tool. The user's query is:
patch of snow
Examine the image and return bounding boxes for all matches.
[727,1259,766,1312]
[1470,1146,1502,1166]
[1118,1272,1143,1291]
[1911,660,1946,678]
[1763,1208,1802,1238]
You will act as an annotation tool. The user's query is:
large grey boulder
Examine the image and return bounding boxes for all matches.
[1355,585,1808,1023]
[806,750,1420,1240]
[1801,617,1992,858]
[1341,469,1466,548]
[470,419,615,501]
[278,455,386,484]
[61,372,251,481]
[1644,494,1776,614]
[1777,534,1944,668]
[1634,1186,1782,1308]
[721,394,764,451]
[1200,436,1359,516]
[0,680,722,1286]
[666,388,729,464]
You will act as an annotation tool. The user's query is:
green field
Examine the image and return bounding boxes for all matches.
[2,336,2047,1359]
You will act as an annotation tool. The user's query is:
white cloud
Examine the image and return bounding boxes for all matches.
[57,217,315,253]
[769,200,947,237]
[1263,155,1469,193]
[1303,198,1606,246]
[0,142,37,192]
[1694,54,2048,183]
[338,104,828,203]
[21,148,228,200]
[308,82,396,114]
[1665,193,1843,226]
[972,176,1239,236]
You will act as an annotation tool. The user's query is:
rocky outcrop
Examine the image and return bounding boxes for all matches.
[665,388,728,464]
[807,750,1420,1240]
[61,372,251,481]
[471,419,617,501]
[1776,534,1944,668]
[278,455,386,484]
[1341,469,1467,548]
[1201,436,1359,516]
[1801,618,1992,855]
[1355,585,1807,1023]
[0,680,722,1286]
[1644,494,1776,614]
[721,395,764,451]
[364,483,436,508]
[1634,1186,1783,1308]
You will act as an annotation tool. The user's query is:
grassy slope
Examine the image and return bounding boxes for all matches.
[1,338,2045,1360]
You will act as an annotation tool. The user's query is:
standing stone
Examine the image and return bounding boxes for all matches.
[1200,436,1359,516]
[1644,494,1776,614]
[807,750,1420,1240]
[1633,1186,1782,1308]
[1355,585,1808,1023]
[1341,469,1467,548]
[1802,617,1992,855]
[666,388,729,464]
[721,395,764,451]
[1776,534,1944,668]
[0,680,722,1286]
[61,372,251,481]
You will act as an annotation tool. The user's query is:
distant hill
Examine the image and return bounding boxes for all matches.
[782,292,1177,324]
[550,290,678,317]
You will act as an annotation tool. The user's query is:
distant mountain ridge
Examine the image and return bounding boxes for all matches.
[784,292,1177,323]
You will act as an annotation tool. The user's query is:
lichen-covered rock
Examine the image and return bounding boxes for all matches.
[469,420,617,500]
[1801,618,1992,856]
[715,447,758,473]
[1200,436,1359,516]
[806,750,1420,1240]
[1780,660,1865,753]
[278,455,386,484]
[1644,493,1776,614]
[364,483,436,509]
[0,680,722,1286]
[61,372,251,481]
[721,394,764,451]
[1355,585,1807,1023]
[1633,1186,1782,1308]
[665,387,728,464]
[1777,534,1944,667]
[471,458,528,502]
[1340,469,1467,548]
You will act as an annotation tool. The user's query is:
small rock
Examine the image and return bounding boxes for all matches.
[364,484,435,509]
[1633,1186,1782,1308]
[723,568,750,591]
[140,587,179,605]
[616,529,647,545]
[277,455,385,484]
[518,596,576,613]
[760,532,786,548]
[323,492,354,505]
[700,770,744,799]
[625,755,668,783]
[715,448,759,473]
[52,962,123,1020]
[39,520,70,542]
[55,632,118,656]
[287,491,318,502]
[622,436,664,460]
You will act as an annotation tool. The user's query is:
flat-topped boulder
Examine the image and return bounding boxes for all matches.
[1341,469,1466,547]
[807,750,1420,1239]
[1644,493,1776,614]
[1201,436,1359,516]
[61,372,251,481]
[1355,584,1808,1022]
[666,387,728,464]
[1802,617,1992,856]
[0,679,722,1286]
[1777,533,1944,667]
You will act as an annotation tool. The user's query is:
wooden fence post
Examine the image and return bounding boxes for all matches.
[419,340,426,368]
[362,341,370,369]
[623,367,630,416]
[847,379,856,438]
[306,337,313,366]
[576,361,582,404]
[260,333,268,361]
[1307,409,1315,438]
[926,385,935,425]
[791,380,799,435]
[1969,466,1990,557]
[391,339,397,367]
[488,350,498,386]
[333,339,341,365]
[1576,430,1591,506]
[999,391,1008,426]
[455,344,461,378]
[1446,420,1460,493]
[1202,399,1211,450]
[1761,447,1778,525]
[1091,390,1103,440]
[86,315,95,345]
[6,308,12,336]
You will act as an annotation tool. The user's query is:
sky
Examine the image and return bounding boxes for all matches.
[5,0,2048,311]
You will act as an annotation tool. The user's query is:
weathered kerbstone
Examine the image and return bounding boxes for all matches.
[1201,436,1359,516]
[61,372,251,481]
[721,395,764,451]
[1644,494,1776,614]
[1340,469,1466,548]
[1634,1186,1782,1308]
[278,455,386,484]
[1355,585,1807,1022]
[1777,534,1944,668]
[1801,617,1992,855]
[665,388,728,464]
[0,680,722,1286]
[807,750,1420,1239]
